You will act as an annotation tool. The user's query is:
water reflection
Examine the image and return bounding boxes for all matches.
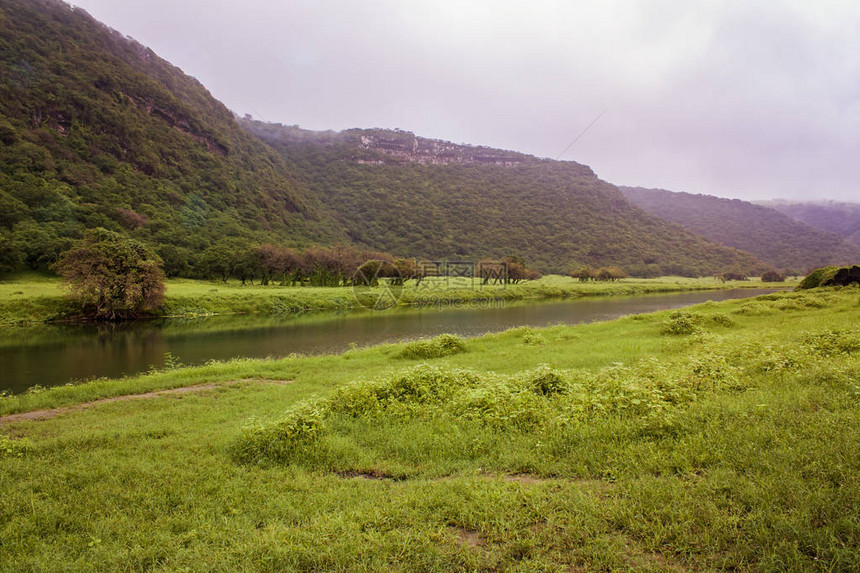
[0,289,775,393]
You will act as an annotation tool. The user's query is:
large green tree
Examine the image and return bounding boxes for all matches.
[55,228,165,319]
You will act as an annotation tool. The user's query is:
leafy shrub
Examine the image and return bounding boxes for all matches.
[580,364,677,417]
[733,302,775,316]
[797,266,839,290]
[766,294,826,312]
[761,270,787,282]
[686,354,743,391]
[237,331,845,469]
[661,311,702,335]
[521,364,570,396]
[803,329,860,356]
[397,334,467,359]
[233,403,327,464]
[381,363,476,405]
[459,386,551,430]
[327,379,390,417]
[708,313,735,327]
[744,343,807,374]
[0,433,28,458]
[327,364,483,417]
[521,329,546,346]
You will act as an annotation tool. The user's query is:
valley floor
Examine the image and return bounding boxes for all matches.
[1,288,857,571]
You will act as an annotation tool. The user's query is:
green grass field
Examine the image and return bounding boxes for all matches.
[1,287,856,571]
[0,273,790,327]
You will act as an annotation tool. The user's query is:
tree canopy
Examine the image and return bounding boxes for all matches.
[54,228,166,319]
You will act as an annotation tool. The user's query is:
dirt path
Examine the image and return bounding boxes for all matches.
[0,379,291,426]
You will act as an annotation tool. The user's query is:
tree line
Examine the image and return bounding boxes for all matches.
[53,229,546,319]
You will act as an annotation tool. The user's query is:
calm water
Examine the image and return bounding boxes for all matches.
[0,289,774,393]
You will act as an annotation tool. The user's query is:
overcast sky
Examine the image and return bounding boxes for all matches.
[69,0,859,202]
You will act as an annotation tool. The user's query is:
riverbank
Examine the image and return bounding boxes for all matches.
[0,289,778,395]
[1,288,857,571]
[0,273,791,327]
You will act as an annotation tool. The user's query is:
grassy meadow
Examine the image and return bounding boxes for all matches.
[1,287,857,571]
[0,272,789,327]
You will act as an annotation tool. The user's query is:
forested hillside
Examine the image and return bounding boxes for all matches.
[0,0,344,275]
[0,0,767,279]
[244,121,765,276]
[621,187,860,273]
[760,200,860,247]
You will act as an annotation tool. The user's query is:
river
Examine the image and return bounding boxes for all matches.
[0,289,774,393]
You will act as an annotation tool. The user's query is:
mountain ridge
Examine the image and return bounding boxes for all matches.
[621,186,860,273]
[757,200,860,247]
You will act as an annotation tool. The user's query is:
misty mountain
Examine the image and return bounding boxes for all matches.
[758,200,860,247]
[621,187,860,273]
[242,121,765,275]
[0,0,765,278]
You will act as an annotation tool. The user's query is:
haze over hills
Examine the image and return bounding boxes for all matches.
[0,0,769,278]
[621,187,860,273]
[758,200,860,247]
[242,121,766,275]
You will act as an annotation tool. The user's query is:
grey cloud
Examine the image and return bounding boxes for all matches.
[71,0,860,201]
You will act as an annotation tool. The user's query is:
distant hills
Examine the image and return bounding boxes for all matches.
[0,0,773,278]
[621,187,860,273]
[758,201,860,247]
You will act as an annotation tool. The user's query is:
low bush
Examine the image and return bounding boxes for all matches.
[734,302,775,316]
[397,334,467,359]
[0,433,28,458]
[708,313,735,327]
[761,270,786,282]
[661,311,702,335]
[803,329,860,356]
[232,403,327,464]
[521,364,570,396]
[521,329,547,346]
[796,266,849,290]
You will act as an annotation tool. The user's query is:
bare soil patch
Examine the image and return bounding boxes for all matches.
[0,379,292,426]
[450,526,485,548]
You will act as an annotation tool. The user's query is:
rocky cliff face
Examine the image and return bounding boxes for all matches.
[352,129,526,167]
[242,120,595,175]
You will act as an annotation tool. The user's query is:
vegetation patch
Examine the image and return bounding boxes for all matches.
[397,334,468,360]
[234,340,804,471]
[0,433,28,458]
[660,311,703,335]
[797,265,860,289]
[802,329,860,356]
[661,310,735,335]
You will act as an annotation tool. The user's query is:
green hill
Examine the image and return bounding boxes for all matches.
[621,187,860,273]
[242,121,766,276]
[759,200,860,247]
[0,0,766,278]
[0,0,343,274]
